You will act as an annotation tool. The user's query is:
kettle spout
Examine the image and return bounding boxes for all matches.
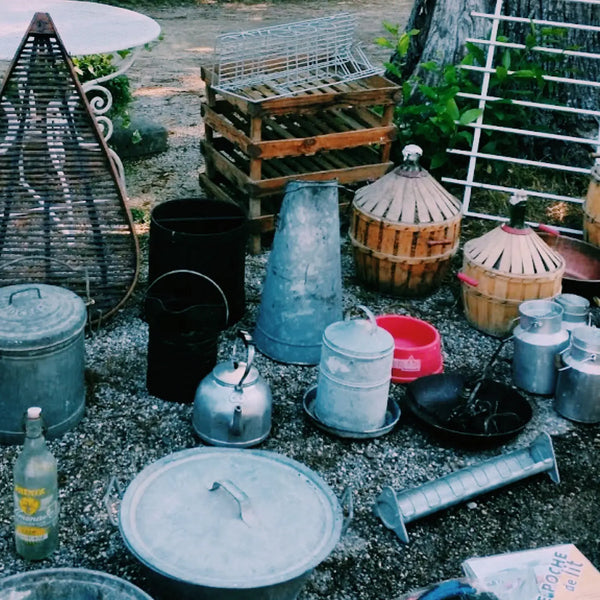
[230,405,243,436]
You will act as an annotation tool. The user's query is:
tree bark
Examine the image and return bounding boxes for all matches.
[395,0,600,112]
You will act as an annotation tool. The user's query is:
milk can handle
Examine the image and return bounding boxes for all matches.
[8,287,42,304]
[345,304,377,334]
[209,480,259,527]
[231,330,255,390]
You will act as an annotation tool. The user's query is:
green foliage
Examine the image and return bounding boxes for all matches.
[378,21,577,177]
[72,53,133,123]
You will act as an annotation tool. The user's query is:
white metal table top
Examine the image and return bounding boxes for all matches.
[0,0,161,60]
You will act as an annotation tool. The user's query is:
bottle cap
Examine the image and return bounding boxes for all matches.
[27,406,42,420]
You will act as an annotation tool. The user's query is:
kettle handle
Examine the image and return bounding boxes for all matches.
[232,330,255,390]
[345,304,378,335]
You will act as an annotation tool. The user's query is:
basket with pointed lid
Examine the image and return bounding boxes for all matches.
[583,160,600,247]
[459,191,566,337]
[350,144,462,297]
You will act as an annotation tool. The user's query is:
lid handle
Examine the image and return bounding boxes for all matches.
[231,330,255,390]
[209,480,259,527]
[344,305,378,335]
[9,287,42,305]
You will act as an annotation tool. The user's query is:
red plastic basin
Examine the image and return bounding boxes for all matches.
[376,314,443,383]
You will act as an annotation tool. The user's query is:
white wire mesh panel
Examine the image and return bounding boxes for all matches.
[211,13,383,100]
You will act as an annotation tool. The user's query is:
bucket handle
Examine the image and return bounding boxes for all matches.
[457,272,479,287]
[146,269,230,327]
[104,475,126,527]
[344,304,378,335]
[231,330,255,391]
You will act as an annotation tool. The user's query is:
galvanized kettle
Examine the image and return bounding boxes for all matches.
[192,331,272,448]
[512,299,569,396]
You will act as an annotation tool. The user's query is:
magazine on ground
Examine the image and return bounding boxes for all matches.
[462,544,600,600]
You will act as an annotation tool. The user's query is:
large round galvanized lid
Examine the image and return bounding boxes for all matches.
[119,448,343,589]
[0,284,86,349]
[353,145,461,224]
[323,307,394,358]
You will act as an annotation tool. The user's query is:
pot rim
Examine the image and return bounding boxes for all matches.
[119,447,343,589]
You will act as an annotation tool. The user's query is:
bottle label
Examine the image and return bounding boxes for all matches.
[14,488,58,529]
[15,524,48,542]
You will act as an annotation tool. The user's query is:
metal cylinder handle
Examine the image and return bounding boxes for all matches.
[344,304,378,335]
[231,330,255,390]
[340,486,354,535]
[146,269,230,326]
[8,287,42,305]
[209,480,259,527]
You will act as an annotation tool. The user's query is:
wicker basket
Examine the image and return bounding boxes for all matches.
[459,193,565,337]
[350,145,462,297]
[583,164,600,247]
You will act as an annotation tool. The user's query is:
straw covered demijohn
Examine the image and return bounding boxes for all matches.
[350,145,462,297]
[459,191,566,337]
[583,161,600,247]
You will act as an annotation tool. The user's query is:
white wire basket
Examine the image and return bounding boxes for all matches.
[210,13,383,100]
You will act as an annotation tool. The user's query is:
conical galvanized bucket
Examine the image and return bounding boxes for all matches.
[254,180,343,365]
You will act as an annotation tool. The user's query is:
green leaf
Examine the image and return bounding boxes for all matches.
[459,108,482,125]
[430,153,448,170]
[375,37,393,49]
[495,65,508,81]
[397,33,412,56]
[502,49,511,70]
[382,21,399,36]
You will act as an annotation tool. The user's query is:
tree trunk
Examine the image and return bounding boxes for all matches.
[396,0,600,112]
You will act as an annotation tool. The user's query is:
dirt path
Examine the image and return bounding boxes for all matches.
[123,0,413,215]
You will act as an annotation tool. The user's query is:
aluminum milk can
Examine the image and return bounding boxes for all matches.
[512,299,569,395]
[554,326,600,423]
[555,293,591,335]
[314,305,394,432]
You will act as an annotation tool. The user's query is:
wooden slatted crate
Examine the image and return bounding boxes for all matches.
[200,66,401,252]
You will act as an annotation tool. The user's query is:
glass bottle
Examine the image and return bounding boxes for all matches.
[13,406,59,560]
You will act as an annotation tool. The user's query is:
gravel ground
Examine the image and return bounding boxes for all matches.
[1,2,600,599]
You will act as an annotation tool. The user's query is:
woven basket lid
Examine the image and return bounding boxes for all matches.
[464,191,565,276]
[353,145,462,224]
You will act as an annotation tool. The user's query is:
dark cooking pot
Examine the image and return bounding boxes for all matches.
[117,448,348,600]
[406,373,532,446]
[538,228,600,301]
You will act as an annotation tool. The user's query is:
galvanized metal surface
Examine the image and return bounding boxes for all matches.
[374,432,560,543]
[555,293,591,333]
[254,180,343,365]
[0,13,139,325]
[0,283,86,444]
[512,300,570,395]
[0,568,154,600]
[118,448,343,589]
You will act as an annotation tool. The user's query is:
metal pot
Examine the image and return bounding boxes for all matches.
[117,448,348,600]
[193,331,272,448]
[554,325,600,423]
[512,299,569,395]
[555,293,591,334]
[0,284,87,444]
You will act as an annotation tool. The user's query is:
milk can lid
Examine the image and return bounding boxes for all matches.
[119,448,343,589]
[0,283,87,349]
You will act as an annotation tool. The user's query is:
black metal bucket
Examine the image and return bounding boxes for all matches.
[149,198,248,324]
[146,270,229,404]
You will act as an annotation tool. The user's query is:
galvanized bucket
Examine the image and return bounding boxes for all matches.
[314,305,394,432]
[0,284,87,444]
[254,180,343,365]
[554,325,600,423]
[512,299,569,395]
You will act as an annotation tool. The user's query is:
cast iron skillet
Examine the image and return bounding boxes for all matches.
[405,372,532,447]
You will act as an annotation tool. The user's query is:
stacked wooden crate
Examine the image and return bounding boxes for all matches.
[199,68,401,253]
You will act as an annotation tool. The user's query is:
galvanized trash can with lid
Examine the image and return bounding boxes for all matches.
[0,284,87,444]
[314,305,394,433]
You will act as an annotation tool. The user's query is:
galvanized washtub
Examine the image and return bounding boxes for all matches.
[117,448,348,600]
[0,568,153,600]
